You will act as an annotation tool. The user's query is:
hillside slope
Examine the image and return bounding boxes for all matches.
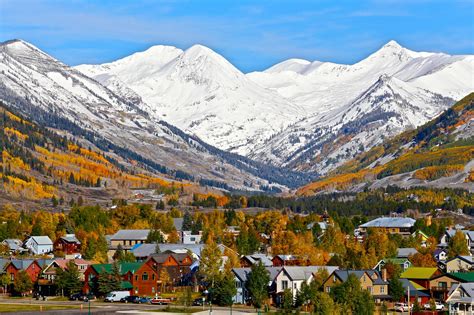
[297,93,474,196]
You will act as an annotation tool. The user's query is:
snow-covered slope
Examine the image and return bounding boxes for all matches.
[245,40,472,173]
[0,39,310,190]
[77,45,305,155]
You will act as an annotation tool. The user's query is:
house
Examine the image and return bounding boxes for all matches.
[108,229,150,258]
[446,283,474,314]
[181,231,202,244]
[411,230,429,246]
[232,267,282,304]
[83,262,143,295]
[399,278,430,305]
[24,236,53,255]
[132,253,194,296]
[323,269,390,302]
[1,239,25,254]
[401,267,459,301]
[374,258,412,272]
[359,217,416,237]
[396,248,419,259]
[131,243,231,261]
[442,256,474,273]
[39,259,92,296]
[53,234,81,257]
[4,259,43,285]
[434,248,448,262]
[450,272,474,283]
[439,229,474,254]
[272,255,303,267]
[277,266,339,299]
[240,254,273,268]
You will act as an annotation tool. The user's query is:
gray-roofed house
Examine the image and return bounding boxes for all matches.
[324,269,389,302]
[1,239,25,254]
[131,243,232,261]
[24,236,53,255]
[276,266,339,299]
[232,267,283,304]
[397,247,419,259]
[442,255,474,273]
[359,217,416,237]
[240,254,273,268]
[440,229,474,254]
[108,229,150,259]
[446,283,474,314]
[54,234,81,258]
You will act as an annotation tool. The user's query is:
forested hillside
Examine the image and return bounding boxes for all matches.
[298,93,474,196]
[0,102,182,207]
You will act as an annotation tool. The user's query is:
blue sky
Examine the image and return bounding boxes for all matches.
[1,0,473,72]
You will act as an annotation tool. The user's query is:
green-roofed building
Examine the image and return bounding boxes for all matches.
[83,262,143,296]
[450,272,474,283]
[374,258,412,272]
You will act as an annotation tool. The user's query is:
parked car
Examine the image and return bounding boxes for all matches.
[69,293,95,302]
[150,296,172,305]
[192,297,205,306]
[120,295,140,303]
[423,301,444,310]
[137,297,151,304]
[395,303,412,312]
[104,291,130,302]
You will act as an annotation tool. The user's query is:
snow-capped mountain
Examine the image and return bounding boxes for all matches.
[76,45,306,155]
[76,40,473,175]
[0,39,310,190]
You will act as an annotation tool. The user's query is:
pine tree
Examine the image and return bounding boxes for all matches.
[212,271,237,307]
[246,261,270,309]
[56,261,82,296]
[182,211,193,231]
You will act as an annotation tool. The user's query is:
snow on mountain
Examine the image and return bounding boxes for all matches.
[76,44,306,155]
[0,39,306,190]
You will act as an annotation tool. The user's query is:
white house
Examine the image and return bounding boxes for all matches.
[446,283,474,314]
[275,266,339,299]
[24,236,53,255]
[181,231,202,244]
[232,267,282,304]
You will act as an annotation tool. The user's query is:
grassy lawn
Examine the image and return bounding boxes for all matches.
[0,304,82,312]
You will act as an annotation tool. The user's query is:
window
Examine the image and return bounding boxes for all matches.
[152,274,155,280]
[142,272,148,281]
[333,275,336,282]
[190,237,195,242]
[10,273,14,281]
[381,286,385,293]
[326,286,331,293]
[135,275,138,281]
[152,287,155,293]
[368,287,372,293]
[282,280,288,290]
[236,281,241,288]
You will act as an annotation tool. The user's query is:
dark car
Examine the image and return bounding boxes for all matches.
[69,292,95,302]
[192,298,205,306]
[120,295,140,303]
[137,297,151,304]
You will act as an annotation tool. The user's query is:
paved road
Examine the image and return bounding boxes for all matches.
[0,299,259,314]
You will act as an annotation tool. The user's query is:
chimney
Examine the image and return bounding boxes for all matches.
[382,268,387,282]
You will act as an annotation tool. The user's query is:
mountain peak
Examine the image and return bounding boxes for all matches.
[183,44,221,59]
[382,40,403,50]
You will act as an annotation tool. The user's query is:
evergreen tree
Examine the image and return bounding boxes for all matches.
[156,200,165,210]
[182,211,193,231]
[146,229,164,243]
[56,261,82,296]
[281,288,294,313]
[110,262,122,291]
[212,271,236,307]
[389,275,404,302]
[246,261,270,309]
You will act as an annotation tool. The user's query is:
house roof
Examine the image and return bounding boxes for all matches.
[35,258,55,268]
[375,258,410,269]
[242,254,273,267]
[273,255,298,261]
[111,229,150,241]
[400,267,438,279]
[60,234,81,244]
[360,217,416,229]
[397,248,418,258]
[447,283,474,303]
[28,236,53,245]
[131,243,228,258]
[450,272,474,282]
[232,267,282,284]
[91,262,143,275]
[333,269,387,285]
[149,253,192,265]
[173,218,184,231]
[447,256,474,264]
[3,239,22,250]
[283,266,339,281]
[9,259,35,270]
[0,258,9,271]
[400,279,429,297]
[445,229,474,241]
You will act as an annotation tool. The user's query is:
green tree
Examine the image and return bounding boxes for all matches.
[56,261,82,296]
[0,273,10,295]
[448,230,469,258]
[146,229,164,243]
[389,275,404,302]
[331,273,374,315]
[412,297,422,312]
[212,271,236,307]
[312,292,337,315]
[281,288,294,313]
[182,211,193,231]
[13,270,33,296]
[246,261,270,309]
[156,200,165,210]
